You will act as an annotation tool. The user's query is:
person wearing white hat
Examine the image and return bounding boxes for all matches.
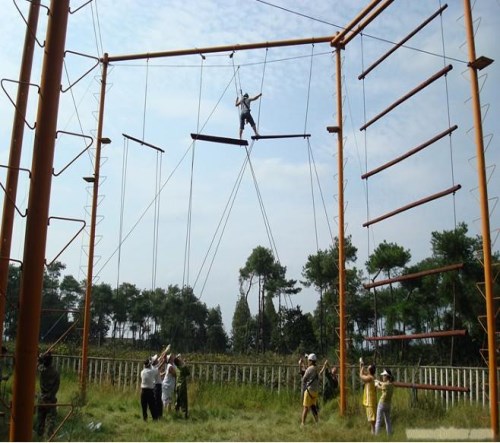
[374,368,394,435]
[301,353,319,426]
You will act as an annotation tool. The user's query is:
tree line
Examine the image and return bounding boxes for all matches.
[3,222,498,365]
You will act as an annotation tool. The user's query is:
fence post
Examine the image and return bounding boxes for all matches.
[435,367,438,402]
[278,366,281,394]
[118,362,123,389]
[481,371,486,408]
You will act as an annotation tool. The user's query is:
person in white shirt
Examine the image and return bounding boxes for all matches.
[140,358,158,421]
[162,354,177,413]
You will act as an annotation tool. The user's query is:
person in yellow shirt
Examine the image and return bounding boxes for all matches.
[359,358,376,434]
[374,368,394,435]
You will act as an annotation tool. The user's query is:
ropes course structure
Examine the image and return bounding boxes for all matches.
[356,1,475,392]
[325,0,496,429]
[0,1,497,439]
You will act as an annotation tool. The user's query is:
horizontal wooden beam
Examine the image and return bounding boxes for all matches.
[359,4,448,80]
[330,0,385,47]
[191,133,248,146]
[251,134,311,140]
[364,262,463,289]
[361,125,458,180]
[122,133,165,153]
[394,381,470,393]
[365,329,467,341]
[360,64,453,131]
[363,184,461,227]
[107,35,336,63]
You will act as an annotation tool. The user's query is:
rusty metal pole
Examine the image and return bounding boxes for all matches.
[463,0,498,439]
[335,45,347,416]
[9,1,69,440]
[0,0,41,352]
[80,54,109,399]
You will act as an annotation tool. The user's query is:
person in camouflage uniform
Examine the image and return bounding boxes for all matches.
[36,352,60,439]
[174,354,190,419]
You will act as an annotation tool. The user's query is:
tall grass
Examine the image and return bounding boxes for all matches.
[0,372,491,441]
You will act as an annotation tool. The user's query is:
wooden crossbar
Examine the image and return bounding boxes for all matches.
[361,125,458,180]
[363,184,461,227]
[364,263,463,289]
[191,133,248,146]
[123,133,165,153]
[359,4,448,80]
[394,381,470,393]
[251,134,311,140]
[360,64,453,131]
[365,329,467,341]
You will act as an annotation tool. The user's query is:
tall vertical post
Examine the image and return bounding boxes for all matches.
[0,0,41,352]
[80,54,109,399]
[463,0,498,439]
[9,1,69,440]
[335,45,347,416]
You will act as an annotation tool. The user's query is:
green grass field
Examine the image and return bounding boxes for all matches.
[0,372,492,441]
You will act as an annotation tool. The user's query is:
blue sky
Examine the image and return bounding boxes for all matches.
[0,1,499,331]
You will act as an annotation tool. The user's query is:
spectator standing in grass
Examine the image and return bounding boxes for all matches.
[374,368,394,435]
[298,353,308,399]
[151,354,163,419]
[301,353,320,426]
[174,354,190,419]
[36,352,60,439]
[140,358,158,421]
[319,360,339,402]
[162,353,177,414]
[359,358,377,434]
[0,346,10,385]
[152,344,171,418]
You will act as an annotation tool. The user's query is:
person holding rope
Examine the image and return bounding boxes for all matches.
[162,352,177,414]
[152,344,171,418]
[359,357,377,434]
[140,358,158,421]
[174,354,190,419]
[235,92,262,139]
[374,368,394,435]
[300,353,319,426]
[319,359,339,402]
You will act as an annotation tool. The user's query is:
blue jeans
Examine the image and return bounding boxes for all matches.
[375,402,392,435]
